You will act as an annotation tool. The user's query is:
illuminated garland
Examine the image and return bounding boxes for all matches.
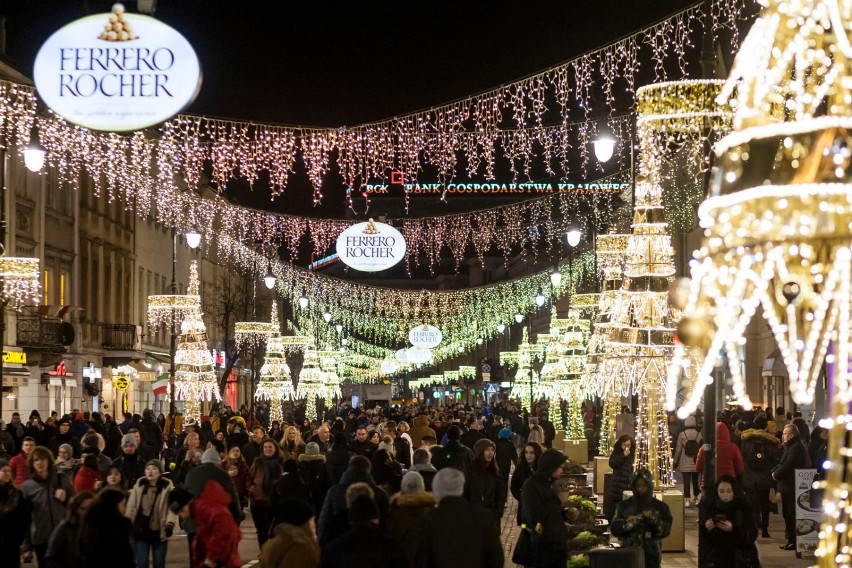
[0,256,41,309]
[257,303,293,424]
[295,347,325,421]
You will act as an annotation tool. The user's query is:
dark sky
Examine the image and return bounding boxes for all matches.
[2,0,717,219]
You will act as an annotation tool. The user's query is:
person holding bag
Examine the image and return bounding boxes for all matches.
[125,460,178,568]
[520,448,569,568]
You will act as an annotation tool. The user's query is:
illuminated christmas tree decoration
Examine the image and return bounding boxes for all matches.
[256,302,293,424]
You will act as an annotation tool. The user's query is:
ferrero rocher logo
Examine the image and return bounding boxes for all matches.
[98,4,138,42]
[363,219,379,234]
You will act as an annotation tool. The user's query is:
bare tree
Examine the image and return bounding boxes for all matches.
[203,271,251,404]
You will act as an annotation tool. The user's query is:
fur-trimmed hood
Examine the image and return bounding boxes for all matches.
[741,428,781,445]
[297,453,326,463]
[389,491,436,509]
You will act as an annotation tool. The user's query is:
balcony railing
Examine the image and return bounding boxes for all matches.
[101,324,138,350]
[16,314,64,348]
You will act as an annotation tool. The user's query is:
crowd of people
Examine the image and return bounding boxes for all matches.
[0,399,824,568]
[608,404,824,567]
[0,400,587,568]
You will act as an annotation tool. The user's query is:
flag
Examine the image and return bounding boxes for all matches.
[152,374,169,396]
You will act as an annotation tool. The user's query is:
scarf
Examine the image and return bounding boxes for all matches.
[261,456,282,495]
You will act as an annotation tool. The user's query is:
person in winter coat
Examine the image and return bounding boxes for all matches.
[281,426,307,463]
[521,448,570,568]
[408,415,437,449]
[260,499,320,568]
[48,419,82,459]
[386,471,436,568]
[220,445,250,509]
[607,434,635,520]
[465,438,506,525]
[317,455,389,546]
[269,458,312,525]
[527,420,545,445]
[431,425,474,471]
[511,441,543,526]
[125,460,179,568]
[611,467,673,568]
[168,482,242,568]
[43,490,93,568]
[321,494,408,568]
[696,422,744,489]
[408,447,438,491]
[673,415,701,507]
[247,439,284,548]
[371,447,404,494]
[112,434,147,487]
[74,453,101,493]
[78,487,135,567]
[772,423,811,550]
[740,416,781,538]
[19,446,76,566]
[298,442,327,513]
[321,432,354,489]
[10,436,36,487]
[0,458,31,568]
[494,427,518,496]
[699,475,759,568]
[415,467,504,568]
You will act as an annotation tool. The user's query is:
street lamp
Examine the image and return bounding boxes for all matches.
[323,311,332,323]
[514,313,524,323]
[23,127,46,173]
[298,294,309,309]
[592,124,616,163]
[550,269,562,288]
[497,323,506,334]
[535,289,546,307]
[334,324,343,334]
[263,265,276,290]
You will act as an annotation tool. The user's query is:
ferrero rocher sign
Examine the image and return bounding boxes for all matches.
[408,324,443,349]
[33,3,202,132]
[336,219,406,272]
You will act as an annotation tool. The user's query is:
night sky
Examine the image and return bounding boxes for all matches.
[2,0,728,219]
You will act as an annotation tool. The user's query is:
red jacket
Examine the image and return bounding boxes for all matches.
[9,452,28,487]
[191,480,242,568]
[74,464,100,493]
[696,421,744,482]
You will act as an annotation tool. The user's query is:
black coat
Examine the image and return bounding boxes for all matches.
[494,438,517,482]
[465,465,506,523]
[521,470,568,553]
[510,459,535,526]
[431,439,474,471]
[608,447,634,504]
[317,469,389,546]
[740,429,781,491]
[79,510,134,567]
[0,482,29,568]
[699,495,758,568]
[321,522,408,568]
[414,496,504,568]
[772,438,810,493]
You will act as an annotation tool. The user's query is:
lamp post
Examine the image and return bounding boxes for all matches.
[566,224,582,310]
[167,229,200,458]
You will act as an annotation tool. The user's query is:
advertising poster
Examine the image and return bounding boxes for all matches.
[794,468,819,557]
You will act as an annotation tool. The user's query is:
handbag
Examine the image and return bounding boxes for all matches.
[512,527,533,566]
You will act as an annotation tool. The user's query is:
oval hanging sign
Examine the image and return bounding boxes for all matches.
[406,347,433,365]
[408,324,443,349]
[394,349,409,363]
[113,374,130,391]
[33,3,202,132]
[336,219,406,272]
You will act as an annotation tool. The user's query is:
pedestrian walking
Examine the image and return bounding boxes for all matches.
[43,491,93,568]
[673,415,701,507]
[247,438,284,548]
[78,487,135,567]
[168,482,242,568]
[772,423,811,550]
[521,448,570,568]
[0,458,30,568]
[740,416,781,538]
[699,475,759,568]
[125,460,178,568]
[607,434,635,519]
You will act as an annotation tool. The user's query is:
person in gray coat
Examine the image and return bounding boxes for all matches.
[673,415,701,507]
[19,446,75,567]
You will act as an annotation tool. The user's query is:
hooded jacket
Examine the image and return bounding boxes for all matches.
[408,415,436,449]
[696,422,744,482]
[520,449,568,551]
[191,480,242,568]
[740,428,781,490]
[673,416,700,473]
[610,468,672,568]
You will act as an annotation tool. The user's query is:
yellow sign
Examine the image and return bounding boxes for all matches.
[113,374,130,391]
[3,350,26,365]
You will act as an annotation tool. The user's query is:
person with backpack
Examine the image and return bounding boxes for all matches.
[673,415,701,507]
[740,416,781,538]
[431,425,474,472]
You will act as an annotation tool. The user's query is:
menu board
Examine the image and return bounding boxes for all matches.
[794,469,819,557]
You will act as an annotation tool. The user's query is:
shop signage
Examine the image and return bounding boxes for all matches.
[408,324,443,349]
[113,374,130,391]
[394,349,408,363]
[336,219,405,272]
[33,3,202,132]
[2,350,26,366]
[405,347,433,365]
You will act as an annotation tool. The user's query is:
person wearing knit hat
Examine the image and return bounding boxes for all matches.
[521,448,571,567]
[320,494,408,566]
[261,499,320,568]
[468,438,505,523]
[113,431,146,485]
[417,467,504,566]
[121,433,138,448]
[386,471,435,565]
[431,424,474,471]
[741,413,782,538]
[495,427,518,497]
[200,448,221,465]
